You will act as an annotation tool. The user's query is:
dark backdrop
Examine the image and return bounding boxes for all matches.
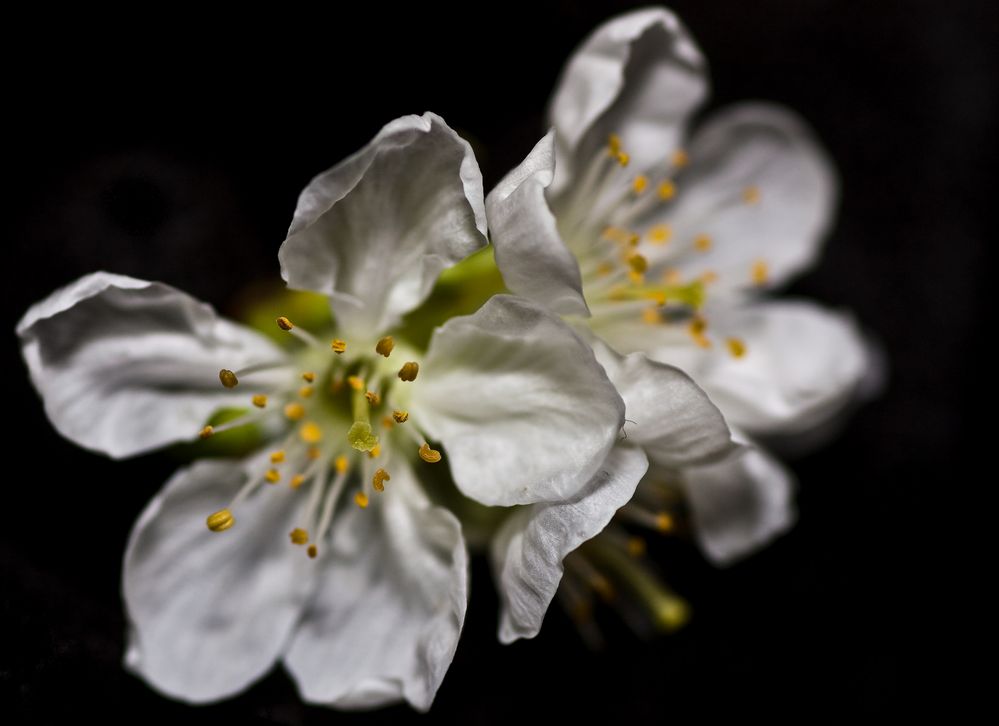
[3,2,989,722]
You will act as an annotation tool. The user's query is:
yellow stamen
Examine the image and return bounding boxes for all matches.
[299,385,314,398]
[596,261,615,277]
[627,536,647,558]
[290,474,306,490]
[627,252,648,275]
[608,133,621,155]
[664,268,682,285]
[372,468,391,492]
[419,443,442,464]
[392,410,409,423]
[752,259,769,286]
[375,336,395,357]
[368,443,382,459]
[307,545,318,559]
[251,394,268,408]
[265,468,281,484]
[199,425,214,439]
[365,390,381,406]
[657,180,676,200]
[726,337,747,359]
[398,362,419,382]
[300,422,322,444]
[307,446,321,460]
[270,450,285,464]
[335,455,349,474]
[615,151,630,167]
[671,148,689,167]
[290,528,309,545]
[656,512,674,533]
[381,415,395,429]
[347,375,365,391]
[743,185,761,204]
[276,316,294,331]
[206,509,234,532]
[354,492,369,509]
[329,378,344,394]
[627,270,644,285]
[284,402,305,421]
[331,339,347,354]
[700,270,719,285]
[689,317,712,349]
[642,307,661,325]
[632,175,649,194]
[694,234,712,252]
[627,232,641,247]
[301,371,315,383]
[218,369,238,388]
[648,225,671,245]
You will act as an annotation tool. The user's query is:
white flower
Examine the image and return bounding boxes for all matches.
[486,8,874,567]
[17,113,627,710]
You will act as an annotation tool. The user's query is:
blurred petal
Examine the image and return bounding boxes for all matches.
[123,457,314,702]
[492,444,648,643]
[17,272,286,459]
[279,112,487,338]
[414,295,625,506]
[681,444,796,566]
[284,456,467,712]
[487,130,589,317]
[549,7,707,191]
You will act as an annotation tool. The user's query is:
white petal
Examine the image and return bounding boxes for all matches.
[648,103,836,295]
[548,7,707,192]
[413,295,625,506]
[284,455,467,712]
[589,338,733,466]
[492,444,647,643]
[279,112,487,338]
[681,444,796,566]
[16,272,286,459]
[123,457,315,702]
[486,130,589,317]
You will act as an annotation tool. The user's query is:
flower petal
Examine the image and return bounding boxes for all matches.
[492,443,648,643]
[588,337,733,466]
[123,457,315,702]
[16,272,286,459]
[284,455,467,712]
[680,443,796,566]
[486,130,589,317]
[279,112,487,338]
[413,295,625,506]
[548,7,707,192]
[647,103,836,295]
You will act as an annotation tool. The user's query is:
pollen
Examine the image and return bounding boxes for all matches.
[627,536,647,558]
[218,369,238,388]
[307,446,321,460]
[251,394,268,408]
[726,337,748,359]
[347,375,365,391]
[602,226,629,244]
[368,443,381,458]
[657,180,676,200]
[392,410,409,423]
[300,422,322,444]
[664,268,682,285]
[627,252,648,275]
[689,317,711,348]
[307,545,318,559]
[270,450,286,464]
[627,270,644,285]
[206,509,234,532]
[284,402,305,421]
[302,371,316,383]
[354,492,369,509]
[671,148,689,167]
[642,307,661,325]
[742,185,761,204]
[199,425,214,439]
[265,469,281,484]
[752,259,769,286]
[375,336,395,357]
[596,262,615,277]
[290,528,309,545]
[381,415,395,429]
[419,443,442,463]
[299,385,314,398]
[694,234,712,252]
[615,151,630,167]
[331,338,347,354]
[656,512,674,533]
[335,455,349,474]
[648,225,672,245]
[365,390,381,406]
[290,474,306,489]
[398,362,419,382]
[701,270,719,285]
[632,175,649,194]
[372,468,391,492]
[276,316,294,331]
[608,133,621,155]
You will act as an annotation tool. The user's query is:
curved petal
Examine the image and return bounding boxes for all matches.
[646,103,837,295]
[681,443,796,566]
[279,112,488,338]
[492,444,648,643]
[413,295,625,506]
[486,130,589,317]
[588,337,733,466]
[284,455,467,712]
[548,7,707,192]
[16,272,287,459]
[123,457,315,702]
[594,300,870,436]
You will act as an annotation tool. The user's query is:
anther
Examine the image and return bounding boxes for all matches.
[632,175,648,194]
[627,537,647,558]
[608,134,621,155]
[265,469,281,484]
[307,446,321,460]
[206,509,234,532]
[270,450,286,463]
[392,410,409,423]
[752,260,769,286]
[302,372,315,382]
[365,390,381,405]
[726,338,747,359]
[199,425,214,439]
[657,180,676,200]
[368,443,381,458]
[742,185,761,204]
[219,369,238,388]
[284,402,305,421]
[615,151,630,167]
[372,468,391,492]
[642,307,661,325]
[300,422,322,444]
[354,492,369,509]
[694,234,712,252]
[398,362,419,382]
[375,336,395,357]
[331,339,347,354]
[276,316,294,331]
[381,415,395,429]
[419,443,442,463]
[689,317,711,348]
[648,225,671,245]
[656,512,674,533]
[251,394,268,408]
[307,545,318,559]
[299,385,314,398]
[627,253,648,275]
[347,375,365,391]
[670,148,689,167]
[290,528,309,545]
[335,455,348,474]
[290,474,306,489]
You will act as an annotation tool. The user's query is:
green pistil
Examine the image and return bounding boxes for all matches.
[347,383,379,452]
[611,279,706,309]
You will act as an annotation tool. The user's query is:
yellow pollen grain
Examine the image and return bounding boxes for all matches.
[199,425,214,439]
[648,225,672,245]
[331,338,347,354]
[392,410,409,423]
[335,455,349,474]
[743,185,761,204]
[627,232,641,247]
[290,528,309,545]
[368,443,382,459]
[347,375,365,391]
[689,317,712,348]
[307,446,321,460]
[646,291,667,306]
[365,390,381,406]
[591,575,616,603]
[657,180,676,200]
[627,252,648,275]
[664,268,682,285]
[206,509,234,532]
[372,467,391,492]
[615,151,630,167]
[628,270,644,285]
[398,362,419,382]
[726,337,747,359]
[307,545,318,559]
[218,369,238,388]
[671,148,689,168]
[375,336,395,357]
[381,415,395,430]
[299,385,314,399]
[265,468,281,484]
[596,262,615,277]
[642,307,661,325]
[270,450,286,464]
[608,133,621,154]
[627,536,647,558]
[694,234,712,252]
[656,512,674,533]
[251,394,268,408]
[284,402,305,421]
[632,175,649,194]
[354,492,369,509]
[290,474,306,490]
[276,316,294,331]
[419,443,442,464]
[300,421,322,444]
[301,371,316,383]
[752,259,769,286]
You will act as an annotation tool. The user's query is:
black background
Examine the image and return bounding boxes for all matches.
[2,2,990,722]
